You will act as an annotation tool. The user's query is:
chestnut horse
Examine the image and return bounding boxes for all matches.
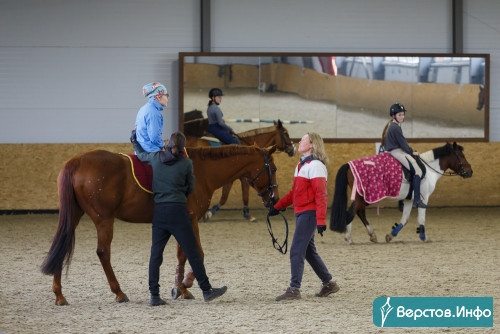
[330,142,472,245]
[186,120,295,222]
[41,144,279,305]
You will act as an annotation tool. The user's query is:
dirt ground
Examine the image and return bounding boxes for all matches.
[0,207,498,334]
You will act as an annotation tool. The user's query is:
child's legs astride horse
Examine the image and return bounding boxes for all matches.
[389,149,427,208]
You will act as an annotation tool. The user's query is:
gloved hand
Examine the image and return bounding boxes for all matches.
[268,206,281,216]
[130,129,137,143]
[317,225,326,237]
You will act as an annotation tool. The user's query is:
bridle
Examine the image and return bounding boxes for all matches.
[246,149,278,208]
[246,149,289,254]
[277,127,295,156]
[422,146,471,177]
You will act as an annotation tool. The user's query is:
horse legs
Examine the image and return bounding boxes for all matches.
[357,209,377,243]
[240,180,256,222]
[343,203,356,245]
[172,218,204,300]
[385,200,413,243]
[416,206,430,242]
[95,219,129,303]
[51,271,68,306]
[204,182,233,221]
[171,250,195,300]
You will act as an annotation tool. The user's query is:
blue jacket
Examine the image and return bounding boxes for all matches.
[135,98,164,152]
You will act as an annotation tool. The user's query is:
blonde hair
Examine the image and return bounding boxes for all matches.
[308,132,329,165]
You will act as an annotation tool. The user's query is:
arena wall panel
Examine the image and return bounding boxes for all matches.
[1,142,497,211]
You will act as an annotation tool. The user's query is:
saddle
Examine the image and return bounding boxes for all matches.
[120,153,153,193]
[200,134,222,146]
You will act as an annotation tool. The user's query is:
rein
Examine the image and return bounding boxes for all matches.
[266,213,289,254]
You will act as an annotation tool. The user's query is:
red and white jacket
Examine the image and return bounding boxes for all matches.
[274,157,328,225]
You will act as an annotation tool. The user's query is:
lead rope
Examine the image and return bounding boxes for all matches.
[266,212,289,254]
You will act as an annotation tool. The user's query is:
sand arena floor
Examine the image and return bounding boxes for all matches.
[0,207,498,334]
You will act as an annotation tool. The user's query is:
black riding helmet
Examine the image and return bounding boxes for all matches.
[208,88,224,98]
[389,103,407,117]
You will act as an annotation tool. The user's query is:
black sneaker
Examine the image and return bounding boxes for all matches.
[150,295,167,306]
[203,286,227,302]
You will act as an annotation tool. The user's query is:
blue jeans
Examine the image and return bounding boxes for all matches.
[289,210,333,289]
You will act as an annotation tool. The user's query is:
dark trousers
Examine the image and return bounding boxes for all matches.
[207,124,239,144]
[149,202,211,296]
[289,210,332,289]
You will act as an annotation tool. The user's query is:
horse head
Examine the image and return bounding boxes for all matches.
[448,142,473,178]
[274,120,296,157]
[245,144,279,208]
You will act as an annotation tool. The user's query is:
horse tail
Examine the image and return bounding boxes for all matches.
[330,163,350,233]
[40,160,82,276]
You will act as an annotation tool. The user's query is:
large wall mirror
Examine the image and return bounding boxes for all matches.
[179,52,489,142]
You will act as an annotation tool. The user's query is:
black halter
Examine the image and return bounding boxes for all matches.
[278,127,295,156]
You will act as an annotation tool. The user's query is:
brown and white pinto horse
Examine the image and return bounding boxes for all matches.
[41,145,279,305]
[330,142,472,245]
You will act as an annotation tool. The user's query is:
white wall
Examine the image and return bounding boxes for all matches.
[464,0,500,141]
[0,0,199,143]
[0,0,499,142]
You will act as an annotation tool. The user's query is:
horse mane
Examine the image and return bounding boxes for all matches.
[187,144,263,160]
[238,125,276,138]
[432,142,463,160]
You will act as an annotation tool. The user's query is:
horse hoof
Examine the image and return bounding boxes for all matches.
[203,211,212,222]
[182,292,195,300]
[171,287,181,300]
[385,234,393,243]
[55,298,69,306]
[117,294,129,303]
[248,216,257,223]
[370,234,378,243]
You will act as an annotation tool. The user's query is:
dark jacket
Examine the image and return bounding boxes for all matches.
[384,122,413,154]
[132,141,195,204]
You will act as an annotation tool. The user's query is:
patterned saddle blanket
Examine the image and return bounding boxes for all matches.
[348,152,402,204]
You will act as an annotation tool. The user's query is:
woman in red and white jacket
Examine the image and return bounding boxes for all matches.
[269,132,340,301]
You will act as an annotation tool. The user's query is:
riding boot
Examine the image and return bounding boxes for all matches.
[412,175,428,208]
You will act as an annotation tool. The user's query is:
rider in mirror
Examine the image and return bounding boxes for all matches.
[268,132,340,301]
[383,103,427,209]
[135,82,170,152]
[206,88,239,144]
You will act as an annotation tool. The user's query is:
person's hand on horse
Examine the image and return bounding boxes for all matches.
[317,225,326,237]
[268,206,283,216]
